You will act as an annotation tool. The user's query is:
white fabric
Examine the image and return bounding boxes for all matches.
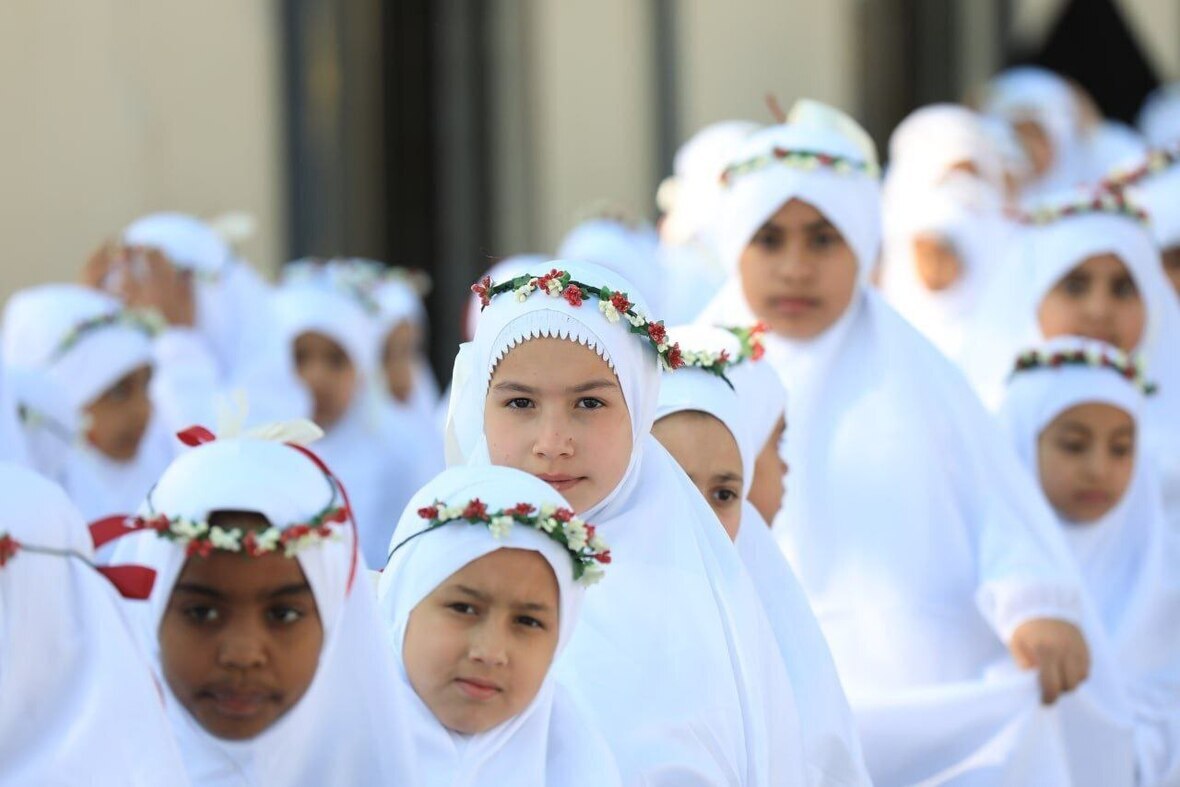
[965,200,1180,534]
[983,67,1088,202]
[274,268,435,569]
[0,284,178,518]
[0,462,189,785]
[448,258,808,785]
[1138,83,1180,149]
[376,464,619,787]
[1084,121,1148,181]
[998,336,1180,784]
[701,101,1135,784]
[373,273,441,422]
[558,218,666,317]
[123,212,310,426]
[1130,160,1180,252]
[109,435,418,786]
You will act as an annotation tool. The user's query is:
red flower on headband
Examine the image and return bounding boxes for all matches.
[553,508,574,523]
[471,276,493,309]
[562,285,584,307]
[0,533,19,567]
[609,292,631,313]
[666,343,684,369]
[508,502,536,517]
[595,550,612,564]
[186,539,214,559]
[647,322,667,346]
[417,505,439,520]
[463,499,489,520]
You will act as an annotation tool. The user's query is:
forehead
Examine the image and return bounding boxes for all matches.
[173,551,312,598]
[655,411,742,469]
[766,198,832,227]
[1046,401,1135,432]
[295,331,348,354]
[440,548,559,603]
[491,337,618,386]
[1065,253,1133,278]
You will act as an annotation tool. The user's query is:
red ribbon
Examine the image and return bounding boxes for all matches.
[95,565,157,599]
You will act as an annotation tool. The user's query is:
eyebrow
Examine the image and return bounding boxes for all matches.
[266,583,313,600]
[712,472,743,485]
[1057,422,1093,437]
[173,582,224,600]
[454,584,491,603]
[567,379,618,394]
[171,582,313,601]
[757,218,835,234]
[514,601,555,613]
[491,379,618,395]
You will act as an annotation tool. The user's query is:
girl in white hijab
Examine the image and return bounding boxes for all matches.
[448,260,807,785]
[121,211,310,426]
[371,264,443,424]
[998,336,1180,785]
[701,98,1137,785]
[0,462,188,785]
[108,423,419,785]
[0,284,196,520]
[654,324,870,787]
[965,188,1180,532]
[274,259,436,568]
[377,464,620,786]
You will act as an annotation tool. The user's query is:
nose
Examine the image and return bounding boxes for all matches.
[468,622,509,667]
[217,622,269,671]
[532,409,575,460]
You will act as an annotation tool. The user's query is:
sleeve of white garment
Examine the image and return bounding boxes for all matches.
[150,327,220,432]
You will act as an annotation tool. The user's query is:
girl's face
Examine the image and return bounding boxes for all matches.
[294,331,358,430]
[484,338,632,513]
[85,364,153,462]
[158,513,324,740]
[739,199,859,339]
[1037,253,1146,353]
[911,234,963,292]
[1162,246,1180,298]
[653,411,744,540]
[748,414,788,525]
[1013,119,1053,178]
[403,548,560,734]
[383,321,421,404]
[1037,403,1135,524]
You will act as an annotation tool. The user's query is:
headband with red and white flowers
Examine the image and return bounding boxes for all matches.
[720,147,881,187]
[1011,346,1157,395]
[393,499,611,586]
[1017,188,1150,227]
[471,268,686,372]
[673,323,768,388]
[52,309,163,361]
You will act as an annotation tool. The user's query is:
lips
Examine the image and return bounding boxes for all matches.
[455,677,502,701]
[766,296,819,317]
[1074,489,1113,507]
[537,473,585,492]
[199,686,278,719]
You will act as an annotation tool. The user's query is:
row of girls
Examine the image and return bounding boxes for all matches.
[0,63,1178,786]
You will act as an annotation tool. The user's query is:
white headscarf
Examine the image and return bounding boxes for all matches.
[376,465,619,787]
[1138,83,1180,149]
[702,100,1137,784]
[274,262,431,569]
[655,326,870,786]
[557,217,666,317]
[109,430,418,786]
[0,462,189,785]
[1128,153,1180,253]
[0,284,174,519]
[123,212,310,426]
[998,336,1180,783]
[448,259,807,785]
[965,194,1180,532]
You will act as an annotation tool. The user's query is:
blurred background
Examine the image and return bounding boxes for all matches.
[3,0,1177,373]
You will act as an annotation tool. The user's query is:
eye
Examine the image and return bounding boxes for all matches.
[1110,442,1134,458]
[328,351,351,371]
[1061,275,1089,297]
[711,488,739,505]
[807,229,843,252]
[576,397,605,410]
[183,605,221,625]
[267,605,305,625]
[1111,276,1140,299]
[1056,439,1087,455]
[447,602,478,616]
[505,398,534,409]
[516,615,546,630]
[751,228,783,251]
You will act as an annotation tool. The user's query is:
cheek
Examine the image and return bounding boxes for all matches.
[1118,302,1146,348]
[1036,295,1076,337]
[483,404,525,465]
[592,410,633,482]
[403,611,459,691]
[158,615,211,690]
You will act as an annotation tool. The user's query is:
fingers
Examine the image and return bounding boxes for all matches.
[1038,657,1065,705]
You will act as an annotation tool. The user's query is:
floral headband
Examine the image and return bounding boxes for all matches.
[1017,189,1150,227]
[1105,143,1180,189]
[51,309,163,361]
[0,531,156,599]
[674,323,768,387]
[1011,346,1157,395]
[391,499,611,586]
[720,147,881,187]
[471,268,686,371]
[283,258,383,315]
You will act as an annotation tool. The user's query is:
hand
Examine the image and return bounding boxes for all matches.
[120,246,196,327]
[1008,618,1091,705]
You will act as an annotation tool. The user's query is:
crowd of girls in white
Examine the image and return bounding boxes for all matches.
[1,66,1178,786]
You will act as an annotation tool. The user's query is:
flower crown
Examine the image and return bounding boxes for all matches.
[1011,346,1157,395]
[0,531,156,599]
[674,323,768,387]
[283,258,384,315]
[721,147,881,187]
[1017,189,1150,227]
[52,309,163,361]
[1105,143,1180,189]
[471,269,686,371]
[395,499,611,586]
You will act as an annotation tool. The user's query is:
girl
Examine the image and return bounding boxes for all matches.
[119,212,310,425]
[108,422,418,785]
[654,324,869,786]
[965,188,1180,531]
[376,464,619,786]
[999,337,1180,785]
[274,259,438,568]
[701,99,1132,784]
[447,260,808,785]
[1,284,192,519]
[0,462,187,784]
[372,263,442,426]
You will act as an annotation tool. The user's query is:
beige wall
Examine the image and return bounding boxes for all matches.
[0,0,284,304]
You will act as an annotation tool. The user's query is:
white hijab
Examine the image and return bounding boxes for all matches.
[965,196,1180,532]
[702,100,1136,784]
[273,262,432,569]
[376,465,619,787]
[109,431,418,785]
[0,462,189,785]
[448,259,807,785]
[998,336,1180,784]
[655,326,870,787]
[372,267,442,421]
[123,212,310,426]
[557,217,666,317]
[1138,83,1180,148]
[0,284,175,520]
